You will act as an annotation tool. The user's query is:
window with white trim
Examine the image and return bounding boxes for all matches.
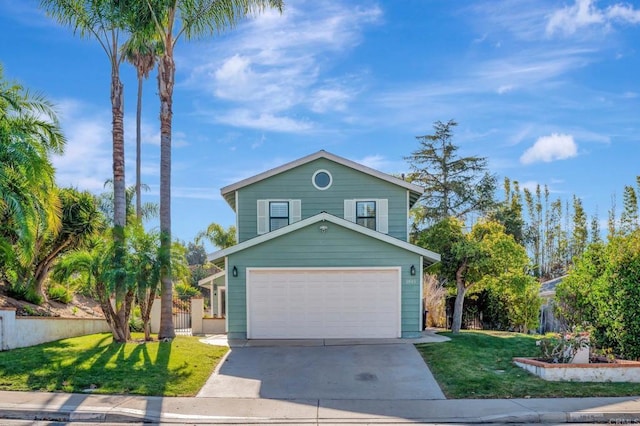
[270,201,289,231]
[257,199,302,234]
[344,199,388,233]
[356,201,376,230]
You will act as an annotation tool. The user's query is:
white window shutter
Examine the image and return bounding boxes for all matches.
[344,200,356,223]
[377,199,388,234]
[257,200,268,234]
[290,199,301,223]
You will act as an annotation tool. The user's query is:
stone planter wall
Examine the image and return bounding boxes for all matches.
[514,357,640,382]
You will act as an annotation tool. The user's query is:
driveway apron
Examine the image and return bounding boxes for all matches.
[197,342,445,400]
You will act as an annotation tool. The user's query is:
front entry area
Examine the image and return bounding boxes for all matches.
[246,268,401,339]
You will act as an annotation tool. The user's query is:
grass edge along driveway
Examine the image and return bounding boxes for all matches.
[0,333,228,396]
[416,330,640,399]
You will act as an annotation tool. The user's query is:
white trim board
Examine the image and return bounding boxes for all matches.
[221,150,424,210]
[207,212,440,264]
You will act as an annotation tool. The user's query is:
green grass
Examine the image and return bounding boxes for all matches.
[0,333,228,396]
[416,331,640,399]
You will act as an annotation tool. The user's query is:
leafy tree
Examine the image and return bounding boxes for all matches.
[590,211,601,243]
[620,185,638,235]
[139,0,284,340]
[41,0,130,342]
[406,120,496,227]
[557,234,640,359]
[607,232,640,358]
[571,195,588,260]
[488,178,525,244]
[186,242,207,266]
[555,242,608,332]
[417,219,529,333]
[195,223,237,249]
[608,193,617,239]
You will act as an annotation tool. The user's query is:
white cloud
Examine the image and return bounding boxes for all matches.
[606,3,640,23]
[309,87,352,113]
[508,125,533,146]
[520,133,578,164]
[215,109,313,133]
[52,99,113,192]
[547,0,640,36]
[183,2,382,131]
[357,154,387,170]
[519,180,540,192]
[497,84,515,94]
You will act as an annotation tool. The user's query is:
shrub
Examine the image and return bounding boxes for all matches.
[129,306,144,332]
[423,274,446,327]
[7,283,44,305]
[556,234,640,360]
[538,330,590,363]
[175,282,200,301]
[47,285,73,304]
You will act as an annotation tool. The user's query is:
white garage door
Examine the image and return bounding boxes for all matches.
[247,268,401,339]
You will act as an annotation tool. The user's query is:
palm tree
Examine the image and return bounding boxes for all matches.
[195,223,237,249]
[0,65,65,282]
[97,180,159,225]
[25,188,104,301]
[40,0,130,341]
[141,0,284,340]
[122,28,160,220]
[127,222,160,341]
[52,233,135,342]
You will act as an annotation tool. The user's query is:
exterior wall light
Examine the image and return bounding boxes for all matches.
[410,265,416,276]
[319,225,328,233]
[232,266,238,277]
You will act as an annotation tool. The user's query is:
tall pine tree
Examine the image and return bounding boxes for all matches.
[406,120,496,227]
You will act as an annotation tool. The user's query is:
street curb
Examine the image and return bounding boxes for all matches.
[3,406,640,424]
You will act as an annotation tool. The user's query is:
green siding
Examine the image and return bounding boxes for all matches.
[226,222,422,339]
[237,158,409,242]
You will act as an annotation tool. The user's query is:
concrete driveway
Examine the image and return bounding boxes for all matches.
[197,340,446,400]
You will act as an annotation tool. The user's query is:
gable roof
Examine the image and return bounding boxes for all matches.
[220,150,424,210]
[207,212,441,265]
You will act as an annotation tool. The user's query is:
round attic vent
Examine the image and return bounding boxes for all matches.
[312,169,332,190]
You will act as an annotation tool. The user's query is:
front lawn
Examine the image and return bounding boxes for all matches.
[416,331,640,399]
[0,333,227,396]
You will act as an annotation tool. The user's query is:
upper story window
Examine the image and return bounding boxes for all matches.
[312,169,332,190]
[356,201,376,230]
[270,201,289,231]
[257,199,302,235]
[344,199,388,234]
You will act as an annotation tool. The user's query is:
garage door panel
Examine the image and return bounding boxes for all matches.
[247,268,400,339]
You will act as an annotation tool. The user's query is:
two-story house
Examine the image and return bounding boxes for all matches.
[200,150,440,339]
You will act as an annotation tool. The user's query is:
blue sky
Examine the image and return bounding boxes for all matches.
[1,0,639,245]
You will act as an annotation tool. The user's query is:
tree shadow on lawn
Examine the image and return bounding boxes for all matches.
[0,333,186,396]
[0,333,112,392]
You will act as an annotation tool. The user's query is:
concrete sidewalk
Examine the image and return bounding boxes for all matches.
[1,390,640,424]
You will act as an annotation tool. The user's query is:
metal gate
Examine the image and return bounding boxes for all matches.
[173,296,192,336]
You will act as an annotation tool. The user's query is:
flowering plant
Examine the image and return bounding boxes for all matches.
[537,329,590,363]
